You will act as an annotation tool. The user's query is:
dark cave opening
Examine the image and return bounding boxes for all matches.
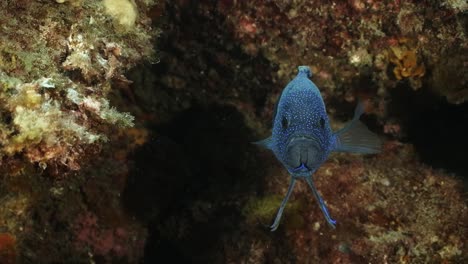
[389,84,468,183]
[122,104,272,263]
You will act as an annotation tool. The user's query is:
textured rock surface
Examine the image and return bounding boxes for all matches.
[0,1,466,263]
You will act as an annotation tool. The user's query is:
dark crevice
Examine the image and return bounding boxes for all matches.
[123,104,269,263]
[389,83,468,182]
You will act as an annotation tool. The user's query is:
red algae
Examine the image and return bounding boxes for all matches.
[72,211,147,261]
[0,233,16,264]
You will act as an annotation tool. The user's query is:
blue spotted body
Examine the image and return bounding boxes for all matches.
[256,66,381,231]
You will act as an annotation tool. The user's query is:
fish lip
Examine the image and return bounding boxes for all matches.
[292,163,310,172]
[286,134,318,146]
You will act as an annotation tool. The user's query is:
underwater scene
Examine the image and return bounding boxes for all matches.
[0,0,467,263]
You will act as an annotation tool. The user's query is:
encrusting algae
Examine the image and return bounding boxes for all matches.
[0,0,156,172]
[388,38,425,89]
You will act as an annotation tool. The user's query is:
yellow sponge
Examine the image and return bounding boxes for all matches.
[103,0,138,29]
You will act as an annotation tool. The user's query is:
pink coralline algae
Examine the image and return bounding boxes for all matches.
[73,212,146,261]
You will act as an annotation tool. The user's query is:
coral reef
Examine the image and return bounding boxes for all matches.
[219,0,467,108]
[0,0,158,262]
[219,143,466,264]
[0,0,466,263]
[0,0,156,172]
[0,124,150,262]
[284,143,466,263]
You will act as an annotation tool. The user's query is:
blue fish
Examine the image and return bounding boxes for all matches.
[255,66,381,231]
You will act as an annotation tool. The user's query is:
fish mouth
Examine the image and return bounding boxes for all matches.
[285,135,321,174]
[292,163,310,173]
[287,134,317,146]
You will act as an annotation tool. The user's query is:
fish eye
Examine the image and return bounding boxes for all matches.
[281,116,289,129]
[319,117,325,129]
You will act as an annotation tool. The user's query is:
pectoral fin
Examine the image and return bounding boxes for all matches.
[253,136,273,150]
[333,102,381,154]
